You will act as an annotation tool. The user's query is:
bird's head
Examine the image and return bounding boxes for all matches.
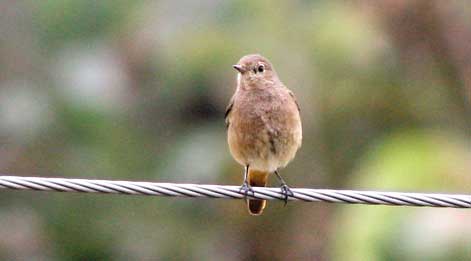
[233,54,278,89]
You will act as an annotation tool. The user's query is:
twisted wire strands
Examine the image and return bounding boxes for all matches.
[0,176,470,208]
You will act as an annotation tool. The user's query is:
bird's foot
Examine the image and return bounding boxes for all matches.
[280,184,294,206]
[239,181,255,197]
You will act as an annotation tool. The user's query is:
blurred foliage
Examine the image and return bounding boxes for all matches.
[1,0,470,260]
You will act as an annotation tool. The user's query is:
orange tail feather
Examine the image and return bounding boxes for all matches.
[246,169,269,215]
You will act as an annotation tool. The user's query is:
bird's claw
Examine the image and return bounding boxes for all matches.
[239,181,255,197]
[280,184,294,206]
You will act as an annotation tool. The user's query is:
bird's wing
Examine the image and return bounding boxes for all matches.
[224,95,234,128]
[288,90,300,112]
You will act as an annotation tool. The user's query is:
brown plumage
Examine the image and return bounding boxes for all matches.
[225,54,302,215]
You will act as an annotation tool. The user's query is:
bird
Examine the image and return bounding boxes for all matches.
[225,54,302,215]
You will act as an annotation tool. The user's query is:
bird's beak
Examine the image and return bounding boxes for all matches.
[233,64,245,73]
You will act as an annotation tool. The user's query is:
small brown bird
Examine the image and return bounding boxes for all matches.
[225,54,302,215]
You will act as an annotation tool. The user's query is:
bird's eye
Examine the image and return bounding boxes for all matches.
[257,65,265,73]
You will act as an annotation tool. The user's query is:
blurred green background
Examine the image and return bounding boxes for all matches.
[1,1,471,260]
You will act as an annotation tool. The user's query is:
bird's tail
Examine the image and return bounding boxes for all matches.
[246,169,269,215]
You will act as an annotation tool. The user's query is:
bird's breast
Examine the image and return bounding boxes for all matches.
[227,88,302,171]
